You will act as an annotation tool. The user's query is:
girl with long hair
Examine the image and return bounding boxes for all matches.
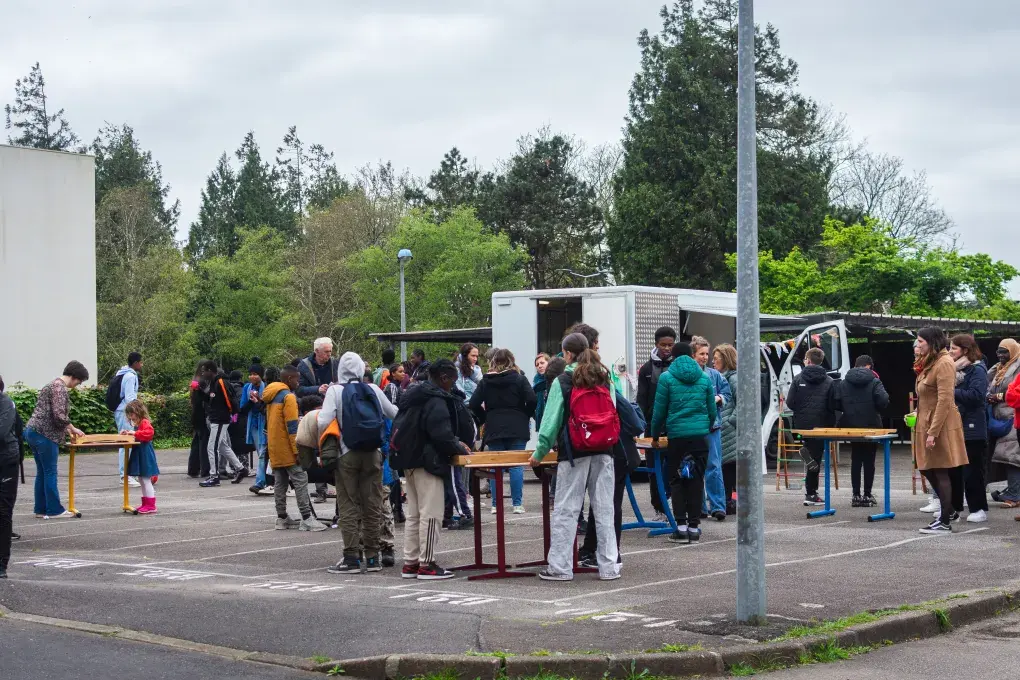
[948,334,989,521]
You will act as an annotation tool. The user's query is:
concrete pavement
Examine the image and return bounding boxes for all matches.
[2,447,1018,661]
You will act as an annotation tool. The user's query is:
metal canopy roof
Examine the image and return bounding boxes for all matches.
[369,327,493,344]
[801,312,1020,335]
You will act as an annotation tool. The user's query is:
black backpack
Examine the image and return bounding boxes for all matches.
[389,405,424,470]
[105,374,126,412]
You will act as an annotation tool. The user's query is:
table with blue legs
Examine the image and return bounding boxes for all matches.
[623,438,678,537]
[792,429,898,522]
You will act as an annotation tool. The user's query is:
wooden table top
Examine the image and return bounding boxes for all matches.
[68,434,137,448]
[453,451,555,468]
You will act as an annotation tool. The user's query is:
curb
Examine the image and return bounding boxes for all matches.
[2,583,1019,677]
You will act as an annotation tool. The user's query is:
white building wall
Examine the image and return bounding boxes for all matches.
[0,145,97,388]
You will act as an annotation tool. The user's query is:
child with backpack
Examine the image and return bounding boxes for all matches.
[649,342,718,543]
[121,400,159,515]
[197,360,249,488]
[530,333,622,582]
[319,353,398,574]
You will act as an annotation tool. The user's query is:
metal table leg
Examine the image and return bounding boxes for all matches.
[869,440,895,522]
[808,440,836,519]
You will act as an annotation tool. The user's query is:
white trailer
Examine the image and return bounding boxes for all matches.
[491,285,851,459]
[0,145,97,388]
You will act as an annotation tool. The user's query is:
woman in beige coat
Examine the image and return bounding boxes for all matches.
[914,327,968,534]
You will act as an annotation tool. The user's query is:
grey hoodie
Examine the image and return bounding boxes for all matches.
[317,352,398,455]
[114,365,139,411]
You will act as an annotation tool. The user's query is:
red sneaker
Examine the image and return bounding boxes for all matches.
[401,562,419,579]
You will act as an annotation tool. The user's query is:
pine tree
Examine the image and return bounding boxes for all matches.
[275,125,305,217]
[609,0,830,290]
[91,123,180,236]
[187,153,238,261]
[306,143,352,211]
[406,147,480,221]
[4,62,79,150]
[231,131,295,239]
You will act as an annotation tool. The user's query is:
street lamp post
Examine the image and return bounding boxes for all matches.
[397,249,413,362]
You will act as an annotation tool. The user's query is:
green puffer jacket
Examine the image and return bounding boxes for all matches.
[720,369,738,464]
[650,356,718,440]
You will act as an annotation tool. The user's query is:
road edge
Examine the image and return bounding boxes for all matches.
[2,582,1018,678]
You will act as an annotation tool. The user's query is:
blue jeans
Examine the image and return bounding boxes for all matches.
[26,427,65,516]
[487,438,526,508]
[254,442,268,487]
[703,429,725,514]
[115,409,132,477]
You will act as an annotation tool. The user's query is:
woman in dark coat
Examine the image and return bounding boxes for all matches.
[949,334,989,522]
[188,363,210,478]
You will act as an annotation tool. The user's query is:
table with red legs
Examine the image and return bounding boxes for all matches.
[451,451,597,580]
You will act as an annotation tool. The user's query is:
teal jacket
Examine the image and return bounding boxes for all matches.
[650,356,718,440]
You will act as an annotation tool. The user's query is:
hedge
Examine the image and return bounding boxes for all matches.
[8,383,194,444]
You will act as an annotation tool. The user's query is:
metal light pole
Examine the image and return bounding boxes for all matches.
[398,249,413,362]
[735,0,766,624]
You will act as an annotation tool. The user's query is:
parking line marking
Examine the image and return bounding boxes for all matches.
[15,514,276,544]
[110,529,276,551]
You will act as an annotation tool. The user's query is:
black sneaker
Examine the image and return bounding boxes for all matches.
[442,518,453,529]
[803,494,824,506]
[393,506,406,524]
[667,530,689,544]
[381,549,395,568]
[312,491,328,504]
[864,494,878,507]
[199,476,220,488]
[712,510,726,522]
[218,471,234,480]
[327,557,362,574]
[852,495,863,508]
[231,468,250,484]
[576,519,588,536]
[453,516,474,530]
[0,566,6,579]
[364,556,382,573]
[687,527,702,542]
[11,532,20,541]
[579,555,598,570]
[417,563,455,580]
[919,521,952,535]
[726,500,736,516]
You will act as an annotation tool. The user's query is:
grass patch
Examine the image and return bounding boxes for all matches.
[799,639,876,665]
[326,665,345,677]
[309,655,331,664]
[153,435,191,450]
[528,649,553,657]
[644,643,704,654]
[933,608,952,632]
[729,663,757,676]
[727,652,789,676]
[773,611,883,641]
[465,651,515,659]
[412,671,458,680]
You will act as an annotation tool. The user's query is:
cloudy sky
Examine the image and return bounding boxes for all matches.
[4,0,1018,293]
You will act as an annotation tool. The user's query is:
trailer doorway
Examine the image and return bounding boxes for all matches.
[537,297,582,357]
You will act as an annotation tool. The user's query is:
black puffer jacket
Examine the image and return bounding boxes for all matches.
[0,393,20,467]
[786,365,835,430]
[390,382,464,476]
[469,371,537,444]
[831,367,889,429]
[954,361,988,441]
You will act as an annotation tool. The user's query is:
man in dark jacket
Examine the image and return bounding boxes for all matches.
[297,338,340,398]
[197,360,249,488]
[831,355,890,506]
[391,360,469,581]
[637,326,676,518]
[786,348,835,506]
[0,375,20,578]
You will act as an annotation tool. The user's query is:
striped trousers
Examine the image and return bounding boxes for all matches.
[402,468,445,566]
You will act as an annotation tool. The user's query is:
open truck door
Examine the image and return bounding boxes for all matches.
[583,292,634,399]
[761,319,850,467]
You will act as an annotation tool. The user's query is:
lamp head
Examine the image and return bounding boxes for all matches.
[397,248,413,263]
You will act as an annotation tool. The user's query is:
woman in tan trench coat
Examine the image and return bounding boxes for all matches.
[914,327,968,534]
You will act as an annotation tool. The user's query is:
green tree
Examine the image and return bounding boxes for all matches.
[477,130,605,289]
[343,208,528,356]
[406,147,480,221]
[276,125,306,216]
[95,186,177,302]
[191,227,304,370]
[91,122,180,234]
[306,143,352,211]
[232,131,295,241]
[4,62,79,150]
[610,0,830,290]
[187,153,237,261]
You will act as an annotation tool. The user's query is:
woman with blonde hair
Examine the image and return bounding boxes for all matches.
[988,339,1020,507]
[712,344,739,514]
[914,328,967,534]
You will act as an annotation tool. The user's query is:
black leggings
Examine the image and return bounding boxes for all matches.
[922,468,959,525]
[851,442,877,496]
[722,462,736,505]
[963,440,989,512]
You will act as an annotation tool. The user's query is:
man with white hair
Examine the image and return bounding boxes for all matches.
[297,338,340,502]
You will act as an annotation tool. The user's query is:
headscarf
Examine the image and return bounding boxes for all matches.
[993,339,1020,384]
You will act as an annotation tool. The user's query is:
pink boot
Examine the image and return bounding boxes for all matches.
[137,497,157,514]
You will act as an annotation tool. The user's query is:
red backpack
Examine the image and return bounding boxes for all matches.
[559,373,620,454]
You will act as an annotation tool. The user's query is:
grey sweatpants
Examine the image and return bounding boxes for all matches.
[546,455,620,580]
[274,464,312,520]
[207,421,245,475]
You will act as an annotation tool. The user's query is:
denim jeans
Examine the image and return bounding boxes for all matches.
[1000,466,1020,501]
[114,409,132,477]
[26,427,65,516]
[254,442,269,487]
[702,429,726,514]
[487,438,526,508]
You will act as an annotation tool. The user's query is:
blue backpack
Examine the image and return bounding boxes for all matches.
[341,381,385,451]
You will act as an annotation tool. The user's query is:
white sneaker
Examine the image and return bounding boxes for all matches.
[260,485,274,496]
[299,516,327,532]
[275,516,300,530]
[966,510,988,523]
[513,506,526,514]
[46,511,76,519]
[654,512,667,522]
[920,497,940,513]
[490,506,497,514]
[128,477,141,487]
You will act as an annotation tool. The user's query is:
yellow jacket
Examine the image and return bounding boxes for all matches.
[263,382,299,469]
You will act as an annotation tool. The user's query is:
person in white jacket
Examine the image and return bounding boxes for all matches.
[318,353,398,574]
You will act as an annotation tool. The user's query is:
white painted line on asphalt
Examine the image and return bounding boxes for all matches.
[12,499,268,524]
[553,527,992,602]
[14,514,276,544]
[148,537,341,565]
[111,529,276,551]
[620,520,851,557]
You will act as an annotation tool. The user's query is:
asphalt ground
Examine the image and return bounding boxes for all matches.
[2,447,1018,661]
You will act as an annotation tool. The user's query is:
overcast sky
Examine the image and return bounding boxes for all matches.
[4,0,1018,294]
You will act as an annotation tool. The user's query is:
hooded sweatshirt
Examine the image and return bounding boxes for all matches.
[831,367,889,430]
[389,381,464,474]
[533,364,618,462]
[786,364,835,430]
[114,365,139,411]
[469,370,538,444]
[317,352,398,457]
[263,381,299,469]
[650,355,717,440]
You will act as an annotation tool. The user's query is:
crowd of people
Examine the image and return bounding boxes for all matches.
[2,326,1020,581]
